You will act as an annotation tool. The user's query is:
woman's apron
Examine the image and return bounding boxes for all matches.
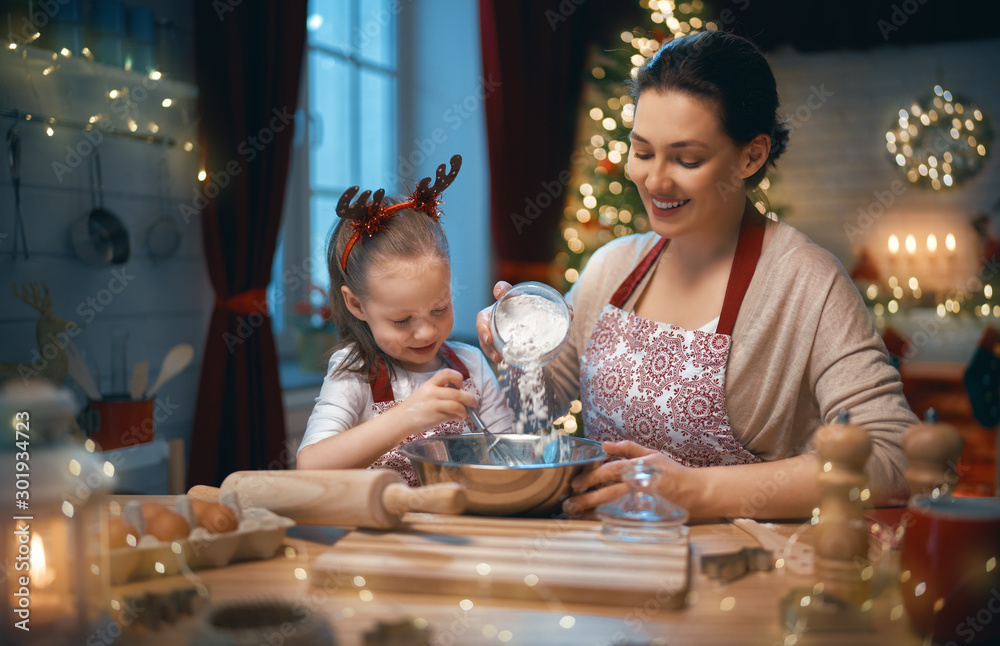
[368,344,475,485]
[580,217,767,467]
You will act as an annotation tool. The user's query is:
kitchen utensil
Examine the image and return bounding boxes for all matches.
[110,324,128,395]
[701,547,774,582]
[70,148,131,266]
[187,469,466,530]
[146,155,181,261]
[400,434,605,517]
[65,339,102,400]
[6,124,28,259]
[146,343,193,397]
[465,404,523,465]
[730,517,814,575]
[312,512,690,608]
[129,360,148,400]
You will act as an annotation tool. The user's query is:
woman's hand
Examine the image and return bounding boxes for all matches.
[562,440,698,516]
[476,281,512,362]
[394,369,477,433]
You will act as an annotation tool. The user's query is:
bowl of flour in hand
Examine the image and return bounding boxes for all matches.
[490,281,571,368]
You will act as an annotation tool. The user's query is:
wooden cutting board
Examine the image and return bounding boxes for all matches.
[311,513,690,608]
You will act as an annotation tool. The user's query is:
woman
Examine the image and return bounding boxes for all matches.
[477,30,915,518]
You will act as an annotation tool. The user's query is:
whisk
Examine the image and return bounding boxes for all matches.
[465,404,524,466]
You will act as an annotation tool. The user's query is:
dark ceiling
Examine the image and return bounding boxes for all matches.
[589,0,1000,52]
[714,0,1000,52]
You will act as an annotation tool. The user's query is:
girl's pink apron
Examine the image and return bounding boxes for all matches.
[368,344,475,485]
[580,217,766,467]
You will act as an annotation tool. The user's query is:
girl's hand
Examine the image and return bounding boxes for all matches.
[476,281,512,363]
[395,368,477,433]
[561,441,696,516]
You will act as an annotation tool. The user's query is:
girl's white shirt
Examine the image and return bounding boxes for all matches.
[298,341,514,455]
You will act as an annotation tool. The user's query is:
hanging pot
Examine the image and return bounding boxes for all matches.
[70,148,131,266]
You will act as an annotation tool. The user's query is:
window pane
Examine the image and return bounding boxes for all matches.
[310,51,352,191]
[357,0,396,68]
[359,69,396,190]
[268,233,286,334]
[308,0,350,53]
[310,195,340,293]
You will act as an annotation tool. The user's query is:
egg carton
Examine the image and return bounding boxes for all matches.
[109,502,295,586]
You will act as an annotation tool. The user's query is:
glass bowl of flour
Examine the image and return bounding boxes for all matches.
[490,281,571,368]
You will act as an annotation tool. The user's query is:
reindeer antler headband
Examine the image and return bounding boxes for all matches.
[336,154,462,272]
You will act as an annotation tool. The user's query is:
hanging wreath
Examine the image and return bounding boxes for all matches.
[885,85,993,190]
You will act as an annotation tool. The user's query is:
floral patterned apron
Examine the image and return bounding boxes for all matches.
[368,344,475,485]
[580,216,766,467]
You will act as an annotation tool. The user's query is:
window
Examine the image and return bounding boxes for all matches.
[270,0,400,356]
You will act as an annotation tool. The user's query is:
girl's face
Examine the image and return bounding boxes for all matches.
[627,90,767,239]
[343,255,454,373]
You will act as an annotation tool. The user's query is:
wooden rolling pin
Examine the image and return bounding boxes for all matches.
[188,469,465,530]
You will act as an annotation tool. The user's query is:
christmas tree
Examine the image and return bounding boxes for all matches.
[553,0,780,291]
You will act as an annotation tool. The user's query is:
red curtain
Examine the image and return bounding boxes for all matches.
[479,0,598,285]
[187,2,307,487]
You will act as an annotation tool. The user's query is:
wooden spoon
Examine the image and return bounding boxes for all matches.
[146,344,194,397]
[129,360,149,400]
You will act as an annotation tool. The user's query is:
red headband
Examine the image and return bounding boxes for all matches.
[336,154,462,272]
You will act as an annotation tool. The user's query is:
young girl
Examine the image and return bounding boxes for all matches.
[296,155,512,485]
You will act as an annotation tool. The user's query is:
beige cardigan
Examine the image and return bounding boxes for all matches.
[547,222,915,503]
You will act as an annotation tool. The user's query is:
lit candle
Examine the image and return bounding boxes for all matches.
[888,235,900,255]
[945,233,956,253]
[927,234,937,253]
[905,234,917,255]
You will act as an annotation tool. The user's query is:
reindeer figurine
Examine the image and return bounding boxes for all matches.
[0,282,76,386]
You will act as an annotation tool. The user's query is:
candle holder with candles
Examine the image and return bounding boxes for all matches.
[1,379,115,646]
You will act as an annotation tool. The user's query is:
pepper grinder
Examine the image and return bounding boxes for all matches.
[781,410,873,632]
[902,408,963,499]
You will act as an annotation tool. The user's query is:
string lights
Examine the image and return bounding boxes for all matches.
[885,85,993,190]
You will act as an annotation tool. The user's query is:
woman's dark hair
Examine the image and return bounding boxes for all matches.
[629,30,789,188]
[327,202,450,383]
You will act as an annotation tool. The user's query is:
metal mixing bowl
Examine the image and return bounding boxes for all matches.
[400,434,606,517]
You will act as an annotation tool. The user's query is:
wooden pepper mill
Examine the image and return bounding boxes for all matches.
[782,410,873,632]
[902,408,963,499]
[813,410,872,607]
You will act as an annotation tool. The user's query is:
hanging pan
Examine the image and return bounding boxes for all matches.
[70,148,131,266]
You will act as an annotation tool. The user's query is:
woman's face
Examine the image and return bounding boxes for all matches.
[627,90,763,239]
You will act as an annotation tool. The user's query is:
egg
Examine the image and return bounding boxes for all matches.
[191,499,239,533]
[144,509,191,542]
[107,518,139,549]
[141,501,168,521]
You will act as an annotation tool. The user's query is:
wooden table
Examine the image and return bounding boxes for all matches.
[108,509,927,646]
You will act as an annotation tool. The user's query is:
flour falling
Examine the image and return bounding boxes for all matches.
[494,294,570,437]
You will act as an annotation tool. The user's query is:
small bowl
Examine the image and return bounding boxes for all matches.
[490,281,570,367]
[400,434,605,517]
